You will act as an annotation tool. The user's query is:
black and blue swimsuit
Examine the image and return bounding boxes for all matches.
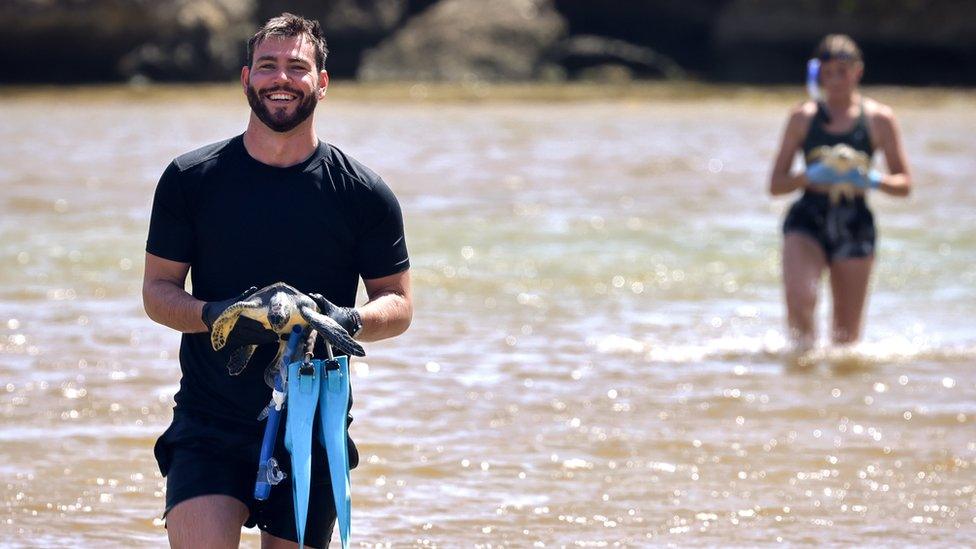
[783,102,877,261]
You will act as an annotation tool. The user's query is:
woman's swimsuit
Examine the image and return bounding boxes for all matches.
[783,101,877,261]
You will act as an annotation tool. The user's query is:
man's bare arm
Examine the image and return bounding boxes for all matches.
[356,269,413,342]
[143,252,207,333]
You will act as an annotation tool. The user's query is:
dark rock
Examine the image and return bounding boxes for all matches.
[553,0,727,75]
[3,0,975,84]
[0,0,255,83]
[713,0,976,84]
[255,0,410,77]
[404,0,440,15]
[123,1,256,81]
[548,35,686,80]
[359,0,567,81]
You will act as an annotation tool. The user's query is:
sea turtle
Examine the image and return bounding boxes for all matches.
[809,144,871,204]
[210,282,365,379]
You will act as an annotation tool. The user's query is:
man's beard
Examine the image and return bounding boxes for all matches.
[246,83,317,133]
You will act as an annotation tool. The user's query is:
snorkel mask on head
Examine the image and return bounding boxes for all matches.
[807,51,859,101]
[806,51,860,125]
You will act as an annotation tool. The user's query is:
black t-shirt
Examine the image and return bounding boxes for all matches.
[146,134,409,425]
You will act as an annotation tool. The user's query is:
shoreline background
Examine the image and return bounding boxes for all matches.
[3,1,974,545]
[4,81,976,104]
[1,83,974,545]
[4,0,975,85]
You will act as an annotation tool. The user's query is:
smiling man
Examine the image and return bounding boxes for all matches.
[142,13,412,548]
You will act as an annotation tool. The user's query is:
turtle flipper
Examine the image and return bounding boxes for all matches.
[299,306,365,357]
[227,344,257,375]
[211,299,263,350]
[263,341,288,388]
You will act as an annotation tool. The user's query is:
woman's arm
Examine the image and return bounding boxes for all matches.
[769,104,814,196]
[871,103,913,197]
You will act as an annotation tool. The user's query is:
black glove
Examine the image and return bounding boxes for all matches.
[202,286,258,329]
[309,293,362,337]
[202,287,278,347]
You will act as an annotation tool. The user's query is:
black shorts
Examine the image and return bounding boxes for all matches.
[155,410,358,548]
[783,192,876,261]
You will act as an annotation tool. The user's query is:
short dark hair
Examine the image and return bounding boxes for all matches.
[813,34,862,64]
[247,13,329,71]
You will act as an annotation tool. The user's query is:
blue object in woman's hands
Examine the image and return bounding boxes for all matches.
[844,167,883,189]
[805,162,844,185]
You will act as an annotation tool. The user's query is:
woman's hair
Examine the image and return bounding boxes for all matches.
[813,34,863,64]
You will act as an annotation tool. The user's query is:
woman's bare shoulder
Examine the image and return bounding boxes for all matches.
[862,96,896,125]
[783,100,817,134]
[791,100,818,119]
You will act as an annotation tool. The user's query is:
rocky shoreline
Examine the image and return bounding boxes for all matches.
[2,0,973,84]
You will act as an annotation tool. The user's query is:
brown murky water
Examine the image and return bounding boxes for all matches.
[1,84,974,546]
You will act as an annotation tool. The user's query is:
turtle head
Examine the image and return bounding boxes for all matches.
[267,292,294,332]
[826,143,864,172]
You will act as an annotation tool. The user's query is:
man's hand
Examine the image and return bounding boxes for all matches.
[309,293,362,337]
[202,287,258,329]
[202,287,278,348]
[805,162,845,185]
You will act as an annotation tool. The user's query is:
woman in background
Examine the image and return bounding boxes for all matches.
[769,34,912,351]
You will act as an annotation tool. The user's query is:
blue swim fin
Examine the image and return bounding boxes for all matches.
[318,355,351,549]
[284,357,320,549]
